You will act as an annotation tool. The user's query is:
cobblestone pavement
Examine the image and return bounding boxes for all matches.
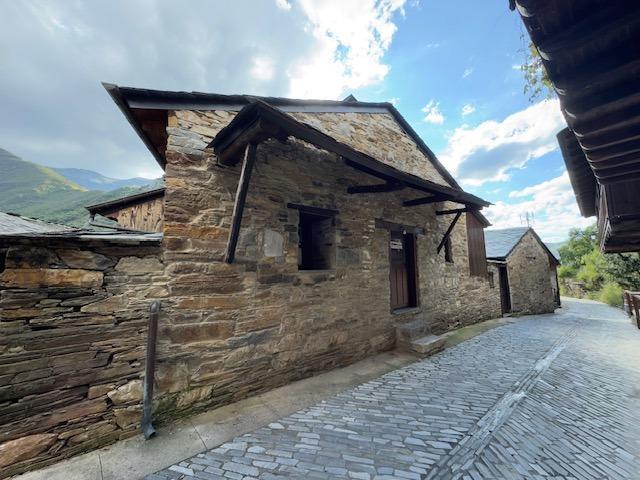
[147,299,640,480]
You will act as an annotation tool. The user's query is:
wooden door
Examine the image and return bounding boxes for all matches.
[498,265,511,314]
[389,232,417,310]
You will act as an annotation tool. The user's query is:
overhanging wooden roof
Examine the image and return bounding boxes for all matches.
[511,1,640,252]
[511,1,640,184]
[557,128,597,217]
[209,101,491,210]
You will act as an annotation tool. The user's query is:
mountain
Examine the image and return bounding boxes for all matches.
[0,148,159,227]
[545,241,566,260]
[52,167,154,191]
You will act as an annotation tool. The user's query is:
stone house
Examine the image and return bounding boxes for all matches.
[0,86,503,475]
[485,227,560,315]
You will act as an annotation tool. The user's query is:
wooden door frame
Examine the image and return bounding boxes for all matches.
[498,265,512,314]
[388,231,420,312]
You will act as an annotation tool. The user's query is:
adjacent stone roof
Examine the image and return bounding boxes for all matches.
[0,211,162,245]
[485,227,531,260]
[0,212,71,235]
[485,227,559,263]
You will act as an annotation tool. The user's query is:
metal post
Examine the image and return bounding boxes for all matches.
[142,300,160,439]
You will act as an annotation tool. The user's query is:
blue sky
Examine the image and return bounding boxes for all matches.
[0,0,591,241]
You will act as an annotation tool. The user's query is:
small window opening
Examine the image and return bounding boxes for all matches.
[0,249,6,273]
[488,271,495,288]
[298,211,335,270]
[444,237,453,263]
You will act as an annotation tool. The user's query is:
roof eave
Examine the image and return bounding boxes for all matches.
[102,82,167,170]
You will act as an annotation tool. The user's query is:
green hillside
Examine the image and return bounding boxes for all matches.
[0,148,157,227]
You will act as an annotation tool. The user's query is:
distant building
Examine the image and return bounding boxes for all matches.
[86,187,165,232]
[485,227,560,316]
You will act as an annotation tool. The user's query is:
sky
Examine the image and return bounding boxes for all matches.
[0,0,593,242]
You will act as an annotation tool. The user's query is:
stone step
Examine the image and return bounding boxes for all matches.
[409,334,446,357]
[395,318,429,344]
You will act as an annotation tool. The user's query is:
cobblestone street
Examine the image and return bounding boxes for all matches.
[148,299,640,480]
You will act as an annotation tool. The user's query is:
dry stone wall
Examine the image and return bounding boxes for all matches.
[506,231,556,315]
[0,237,164,477]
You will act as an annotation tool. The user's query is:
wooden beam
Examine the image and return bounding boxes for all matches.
[347,182,404,194]
[436,208,477,216]
[286,203,338,216]
[437,211,462,254]
[225,143,258,263]
[374,218,425,235]
[217,119,284,166]
[403,194,449,207]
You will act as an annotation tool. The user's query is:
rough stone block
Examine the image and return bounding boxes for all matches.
[0,433,57,468]
[107,380,142,405]
[0,268,103,288]
[409,335,446,357]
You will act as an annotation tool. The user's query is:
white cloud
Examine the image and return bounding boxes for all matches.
[275,0,292,10]
[461,103,475,116]
[288,0,407,99]
[438,99,565,186]
[250,56,275,81]
[388,97,400,106]
[462,67,473,78]
[0,0,408,178]
[421,100,445,124]
[484,172,593,242]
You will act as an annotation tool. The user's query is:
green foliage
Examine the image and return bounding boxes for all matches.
[520,39,555,102]
[558,224,639,308]
[558,225,598,276]
[599,282,624,308]
[0,148,157,227]
[603,253,640,291]
[575,248,607,291]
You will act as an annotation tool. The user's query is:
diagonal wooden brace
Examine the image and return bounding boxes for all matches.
[225,143,258,263]
[437,211,462,254]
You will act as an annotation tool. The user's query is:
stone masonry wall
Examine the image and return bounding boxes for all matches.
[0,238,164,477]
[506,231,556,315]
[154,108,501,423]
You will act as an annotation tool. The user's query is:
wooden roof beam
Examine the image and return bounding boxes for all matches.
[403,194,449,207]
[347,182,405,194]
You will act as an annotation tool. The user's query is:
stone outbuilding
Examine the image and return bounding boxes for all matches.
[0,87,506,475]
[485,227,560,315]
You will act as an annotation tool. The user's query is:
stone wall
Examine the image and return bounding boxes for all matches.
[0,237,164,477]
[506,231,556,315]
[154,108,501,423]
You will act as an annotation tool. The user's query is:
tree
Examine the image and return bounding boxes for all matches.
[520,39,555,102]
[604,253,640,291]
[558,225,598,276]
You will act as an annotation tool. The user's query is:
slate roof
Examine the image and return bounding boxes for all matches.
[0,211,161,245]
[0,212,72,235]
[485,227,560,264]
[485,227,529,260]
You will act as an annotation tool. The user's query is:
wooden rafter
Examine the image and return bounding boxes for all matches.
[437,211,462,254]
[403,194,449,207]
[436,207,478,216]
[225,143,258,263]
[347,182,404,194]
